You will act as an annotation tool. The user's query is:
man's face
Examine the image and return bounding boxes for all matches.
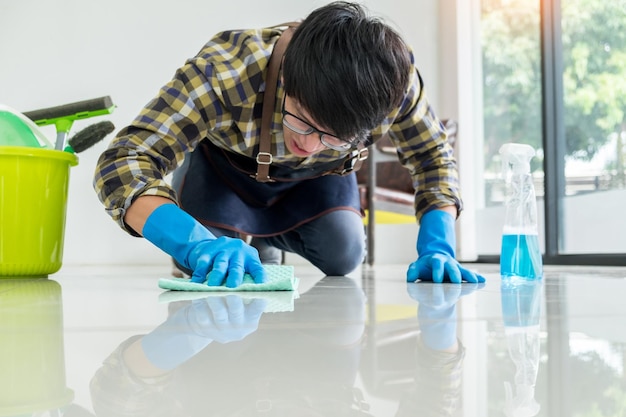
[281,95,339,157]
[282,96,358,157]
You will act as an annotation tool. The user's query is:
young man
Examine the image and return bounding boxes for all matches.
[93,1,485,287]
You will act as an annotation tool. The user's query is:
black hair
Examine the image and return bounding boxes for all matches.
[282,1,411,142]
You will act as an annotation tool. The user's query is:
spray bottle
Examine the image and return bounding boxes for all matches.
[499,143,543,280]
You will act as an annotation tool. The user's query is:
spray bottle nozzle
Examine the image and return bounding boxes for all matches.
[500,143,535,175]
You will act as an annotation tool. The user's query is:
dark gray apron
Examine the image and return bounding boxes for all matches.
[177,140,361,237]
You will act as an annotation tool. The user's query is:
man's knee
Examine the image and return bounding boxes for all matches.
[317,233,365,276]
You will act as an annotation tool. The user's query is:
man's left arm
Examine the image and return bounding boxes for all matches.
[381,64,485,283]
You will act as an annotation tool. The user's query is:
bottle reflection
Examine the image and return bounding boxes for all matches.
[501,279,543,417]
[0,278,74,416]
[89,276,372,416]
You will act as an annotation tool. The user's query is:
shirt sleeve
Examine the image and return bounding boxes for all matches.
[92,59,225,234]
[93,29,271,235]
[376,64,463,223]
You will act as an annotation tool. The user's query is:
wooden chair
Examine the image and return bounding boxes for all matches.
[355,119,458,265]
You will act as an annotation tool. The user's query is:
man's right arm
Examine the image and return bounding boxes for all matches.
[124,195,176,237]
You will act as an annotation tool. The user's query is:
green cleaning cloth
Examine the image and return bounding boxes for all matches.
[158,265,298,292]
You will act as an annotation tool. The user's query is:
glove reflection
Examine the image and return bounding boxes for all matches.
[141,294,266,371]
[407,281,484,351]
[187,295,266,343]
[407,281,484,309]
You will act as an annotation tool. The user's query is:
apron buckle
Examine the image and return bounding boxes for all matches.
[254,152,275,182]
[256,152,273,165]
[337,147,369,176]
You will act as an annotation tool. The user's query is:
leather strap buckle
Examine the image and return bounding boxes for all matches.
[338,147,369,175]
[256,152,273,165]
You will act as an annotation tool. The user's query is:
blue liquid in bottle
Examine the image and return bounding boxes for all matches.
[500,234,542,280]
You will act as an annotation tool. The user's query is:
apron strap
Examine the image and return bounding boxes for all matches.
[255,22,369,183]
[256,23,298,182]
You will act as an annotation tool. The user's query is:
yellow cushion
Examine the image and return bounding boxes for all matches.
[363,210,415,225]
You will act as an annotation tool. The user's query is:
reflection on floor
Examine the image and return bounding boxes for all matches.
[2,262,626,416]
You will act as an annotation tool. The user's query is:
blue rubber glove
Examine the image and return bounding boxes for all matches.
[407,209,485,284]
[142,204,266,287]
[141,295,266,370]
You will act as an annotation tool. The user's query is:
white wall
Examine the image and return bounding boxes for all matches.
[0,0,444,266]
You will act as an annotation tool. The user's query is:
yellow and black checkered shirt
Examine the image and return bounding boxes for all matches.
[93,26,462,233]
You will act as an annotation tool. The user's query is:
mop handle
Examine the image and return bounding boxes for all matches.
[23,96,115,150]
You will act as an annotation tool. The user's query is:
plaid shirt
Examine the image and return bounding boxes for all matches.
[93,26,462,234]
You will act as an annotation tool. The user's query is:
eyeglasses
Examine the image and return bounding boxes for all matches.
[281,100,355,152]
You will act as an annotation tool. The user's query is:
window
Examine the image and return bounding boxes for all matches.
[476,0,626,262]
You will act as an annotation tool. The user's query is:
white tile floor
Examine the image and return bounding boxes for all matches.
[2,262,626,416]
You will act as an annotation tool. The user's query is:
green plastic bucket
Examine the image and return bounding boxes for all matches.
[0,147,78,276]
